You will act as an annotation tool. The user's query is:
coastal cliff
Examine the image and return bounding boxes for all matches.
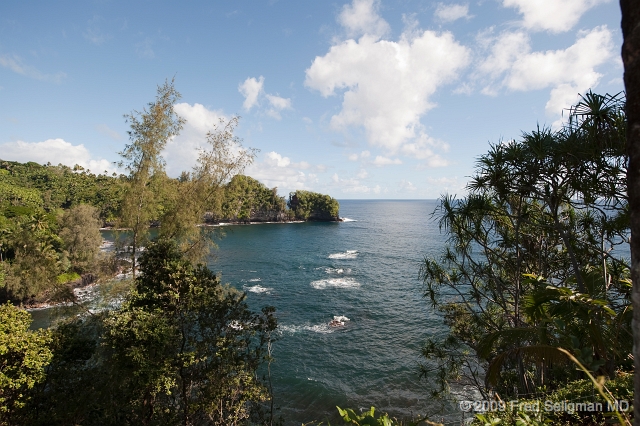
[204,175,340,223]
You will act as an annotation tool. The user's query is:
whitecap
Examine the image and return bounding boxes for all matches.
[325,267,351,274]
[333,315,350,322]
[328,250,358,259]
[310,278,361,290]
[244,285,273,294]
[279,324,333,334]
[341,217,357,222]
[248,278,261,282]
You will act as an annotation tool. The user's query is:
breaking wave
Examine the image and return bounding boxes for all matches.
[279,324,333,334]
[244,285,273,294]
[310,278,360,290]
[328,250,358,259]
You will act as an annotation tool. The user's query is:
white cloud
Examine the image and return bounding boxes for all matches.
[239,76,291,119]
[265,94,292,120]
[239,76,264,110]
[338,0,390,40]
[371,155,402,166]
[266,94,292,110]
[0,54,66,83]
[399,133,449,167]
[162,102,227,176]
[478,26,614,116]
[305,12,469,165]
[398,180,417,192]
[331,172,382,194]
[0,138,116,174]
[347,150,371,161]
[425,176,466,195]
[356,168,368,178]
[503,0,610,33]
[434,3,471,23]
[246,151,321,194]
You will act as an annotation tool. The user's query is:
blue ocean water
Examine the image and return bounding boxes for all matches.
[209,200,448,424]
[28,199,452,423]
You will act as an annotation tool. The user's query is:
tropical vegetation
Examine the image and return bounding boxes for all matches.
[419,91,632,424]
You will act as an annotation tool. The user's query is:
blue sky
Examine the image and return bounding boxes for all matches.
[0,0,623,199]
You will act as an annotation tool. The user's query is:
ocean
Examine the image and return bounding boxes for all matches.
[209,200,449,424]
[29,199,454,424]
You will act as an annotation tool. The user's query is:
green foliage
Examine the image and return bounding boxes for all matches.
[102,238,277,424]
[470,374,632,425]
[221,175,286,220]
[58,204,103,273]
[420,92,630,398]
[288,190,340,220]
[117,79,185,277]
[0,159,125,221]
[56,272,81,284]
[0,302,52,424]
[2,213,64,301]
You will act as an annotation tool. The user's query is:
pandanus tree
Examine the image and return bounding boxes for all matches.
[420,92,630,398]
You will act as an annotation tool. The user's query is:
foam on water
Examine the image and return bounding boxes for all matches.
[333,315,350,322]
[244,284,273,294]
[324,267,351,274]
[310,277,361,290]
[248,278,261,282]
[279,323,334,334]
[341,217,357,222]
[328,250,358,259]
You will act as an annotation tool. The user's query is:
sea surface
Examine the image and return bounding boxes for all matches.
[30,200,455,424]
[209,200,450,424]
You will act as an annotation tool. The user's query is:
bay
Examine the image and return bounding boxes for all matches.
[210,200,448,424]
[28,199,452,424]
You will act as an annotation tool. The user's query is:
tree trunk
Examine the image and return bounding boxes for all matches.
[621,1,640,423]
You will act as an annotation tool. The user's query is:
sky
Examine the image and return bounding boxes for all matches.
[0,0,624,199]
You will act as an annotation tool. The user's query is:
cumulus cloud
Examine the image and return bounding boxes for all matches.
[266,94,292,120]
[371,155,402,166]
[331,172,382,194]
[0,138,116,174]
[502,0,610,33]
[246,151,322,194]
[477,26,614,116]
[434,3,471,23]
[338,0,390,40]
[162,102,227,176]
[0,54,66,83]
[239,76,291,119]
[239,76,264,110]
[306,2,468,166]
[398,179,417,192]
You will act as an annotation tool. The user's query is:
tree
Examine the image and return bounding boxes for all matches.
[59,204,103,273]
[620,1,640,422]
[0,302,52,424]
[103,238,277,425]
[158,116,257,262]
[287,190,340,221]
[3,213,63,301]
[118,78,185,278]
[420,92,630,398]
